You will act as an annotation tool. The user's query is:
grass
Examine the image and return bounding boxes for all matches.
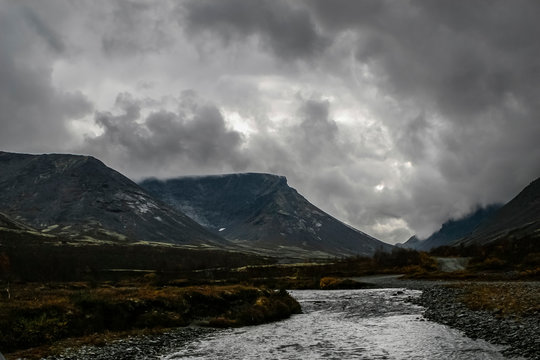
[454,282,540,318]
[0,282,301,357]
[319,277,372,290]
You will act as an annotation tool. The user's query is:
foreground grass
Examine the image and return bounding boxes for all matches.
[454,282,540,318]
[0,282,301,357]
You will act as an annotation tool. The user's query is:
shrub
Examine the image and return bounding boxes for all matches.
[475,257,507,270]
[319,277,341,289]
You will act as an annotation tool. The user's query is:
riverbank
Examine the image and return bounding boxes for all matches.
[34,287,510,359]
[4,278,538,359]
[352,275,540,358]
[1,282,301,359]
[412,282,540,359]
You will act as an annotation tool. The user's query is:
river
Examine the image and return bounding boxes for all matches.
[52,288,512,360]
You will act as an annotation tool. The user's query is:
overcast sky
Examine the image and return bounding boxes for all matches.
[2,0,540,244]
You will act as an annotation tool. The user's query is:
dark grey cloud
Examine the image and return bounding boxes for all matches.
[303,0,540,237]
[394,113,431,162]
[21,5,65,53]
[300,100,337,141]
[240,97,351,178]
[83,92,249,176]
[310,0,540,119]
[181,0,328,60]
[295,99,341,163]
[101,1,173,57]
[3,0,540,243]
[0,1,92,153]
[85,94,351,183]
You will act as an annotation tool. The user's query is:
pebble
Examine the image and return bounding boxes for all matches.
[44,327,216,360]
[411,285,540,359]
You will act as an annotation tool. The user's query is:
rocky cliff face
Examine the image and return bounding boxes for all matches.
[0,151,227,247]
[140,173,392,258]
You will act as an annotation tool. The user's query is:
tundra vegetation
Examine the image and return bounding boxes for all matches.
[0,282,300,358]
[1,227,538,358]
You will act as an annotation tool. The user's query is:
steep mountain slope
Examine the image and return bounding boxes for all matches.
[398,235,422,250]
[0,212,37,232]
[399,205,501,251]
[140,173,392,258]
[458,177,540,245]
[0,151,227,247]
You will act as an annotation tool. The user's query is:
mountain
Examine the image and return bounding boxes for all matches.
[398,235,422,249]
[0,212,37,232]
[399,205,501,251]
[458,177,540,245]
[0,151,227,247]
[140,173,392,258]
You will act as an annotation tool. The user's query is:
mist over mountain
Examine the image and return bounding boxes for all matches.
[3,150,536,260]
[0,151,227,247]
[140,173,392,258]
[458,177,540,246]
[399,205,501,251]
[400,175,540,251]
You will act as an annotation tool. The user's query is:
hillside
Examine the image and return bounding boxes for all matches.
[400,205,501,251]
[0,212,37,232]
[140,173,392,258]
[0,151,227,247]
[458,177,540,245]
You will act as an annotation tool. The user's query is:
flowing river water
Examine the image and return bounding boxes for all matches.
[54,288,513,360]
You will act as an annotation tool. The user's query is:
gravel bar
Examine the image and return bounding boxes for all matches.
[44,327,216,360]
[412,284,540,359]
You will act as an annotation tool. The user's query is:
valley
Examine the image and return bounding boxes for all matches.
[0,151,539,359]
[3,1,540,358]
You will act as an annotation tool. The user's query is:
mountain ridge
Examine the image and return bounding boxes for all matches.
[0,151,228,247]
[457,177,540,245]
[399,204,501,251]
[140,173,392,258]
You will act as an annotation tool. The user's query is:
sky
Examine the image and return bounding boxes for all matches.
[1,0,540,244]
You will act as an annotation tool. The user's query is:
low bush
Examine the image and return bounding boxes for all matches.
[472,257,507,271]
[319,277,371,290]
[0,283,301,354]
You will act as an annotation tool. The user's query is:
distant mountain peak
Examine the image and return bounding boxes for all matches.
[140,173,392,258]
[398,204,502,251]
[458,176,540,245]
[168,172,287,181]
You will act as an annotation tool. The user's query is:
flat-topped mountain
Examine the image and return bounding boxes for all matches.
[140,173,392,258]
[458,177,540,245]
[400,205,501,251]
[0,151,227,247]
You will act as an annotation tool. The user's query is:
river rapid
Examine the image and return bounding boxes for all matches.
[53,288,513,360]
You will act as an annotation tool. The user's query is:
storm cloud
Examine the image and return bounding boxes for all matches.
[0,1,92,153]
[1,0,540,243]
[181,0,328,61]
[83,92,249,176]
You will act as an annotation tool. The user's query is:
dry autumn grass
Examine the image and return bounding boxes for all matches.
[454,282,540,318]
[0,281,301,358]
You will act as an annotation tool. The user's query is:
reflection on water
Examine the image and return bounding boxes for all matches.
[161,289,508,360]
